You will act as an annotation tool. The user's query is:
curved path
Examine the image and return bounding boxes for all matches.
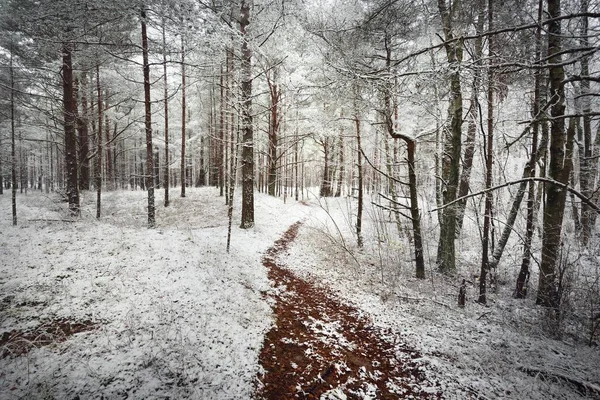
[257,222,442,399]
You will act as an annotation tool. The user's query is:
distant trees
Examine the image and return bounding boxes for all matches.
[0,0,598,331]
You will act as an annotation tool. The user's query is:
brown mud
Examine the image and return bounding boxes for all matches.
[257,221,442,399]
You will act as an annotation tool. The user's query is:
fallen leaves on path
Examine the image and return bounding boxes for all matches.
[257,222,442,399]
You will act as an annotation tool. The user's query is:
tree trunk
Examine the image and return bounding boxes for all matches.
[180,34,187,198]
[62,41,80,216]
[478,0,494,305]
[239,0,255,229]
[10,43,17,225]
[219,63,225,198]
[407,139,425,279]
[77,72,90,191]
[162,10,170,206]
[516,0,544,299]
[95,64,103,219]
[267,70,280,197]
[456,0,485,234]
[320,138,332,197]
[537,0,572,307]
[335,128,344,197]
[579,0,593,245]
[141,6,155,228]
[436,0,463,274]
[355,93,363,248]
[104,91,113,190]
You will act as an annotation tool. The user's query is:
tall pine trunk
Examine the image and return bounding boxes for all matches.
[141,6,155,228]
[180,35,187,198]
[162,11,170,206]
[62,41,80,216]
[239,0,255,228]
[77,73,90,191]
[267,70,280,197]
[95,65,103,219]
[10,43,17,225]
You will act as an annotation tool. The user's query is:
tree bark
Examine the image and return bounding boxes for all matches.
[437,0,463,274]
[320,137,332,197]
[95,64,103,219]
[335,127,344,197]
[10,43,17,225]
[478,0,494,305]
[537,0,572,307]
[77,73,90,191]
[355,94,363,248]
[516,0,544,299]
[62,41,80,216]
[219,63,226,198]
[579,0,593,245]
[180,34,187,198]
[239,0,255,229]
[407,139,425,279]
[104,90,113,190]
[162,10,170,206]
[141,6,155,228]
[267,69,280,197]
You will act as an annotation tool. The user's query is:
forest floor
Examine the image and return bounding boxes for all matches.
[1,187,599,399]
[257,222,442,399]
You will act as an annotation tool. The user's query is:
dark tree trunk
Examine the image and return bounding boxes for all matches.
[105,92,113,190]
[295,107,299,201]
[239,0,255,228]
[335,132,344,197]
[180,35,187,198]
[407,139,425,279]
[437,0,463,274]
[320,138,332,197]
[579,0,593,245]
[77,73,90,191]
[267,71,280,197]
[537,0,573,307]
[354,86,364,247]
[10,44,17,225]
[141,7,155,227]
[95,64,103,219]
[219,63,225,197]
[162,13,170,206]
[516,0,544,299]
[62,42,80,216]
[478,0,494,305]
[355,107,363,248]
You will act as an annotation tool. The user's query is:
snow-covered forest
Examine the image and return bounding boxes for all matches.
[1,0,599,398]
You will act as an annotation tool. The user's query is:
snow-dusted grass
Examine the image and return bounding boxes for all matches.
[1,187,598,399]
[0,187,308,399]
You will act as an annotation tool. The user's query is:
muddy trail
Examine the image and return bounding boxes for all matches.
[257,222,442,399]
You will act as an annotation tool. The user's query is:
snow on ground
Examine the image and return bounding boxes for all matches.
[0,188,309,399]
[281,195,600,399]
[1,188,598,399]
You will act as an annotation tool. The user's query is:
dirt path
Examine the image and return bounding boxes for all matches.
[257,222,442,399]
